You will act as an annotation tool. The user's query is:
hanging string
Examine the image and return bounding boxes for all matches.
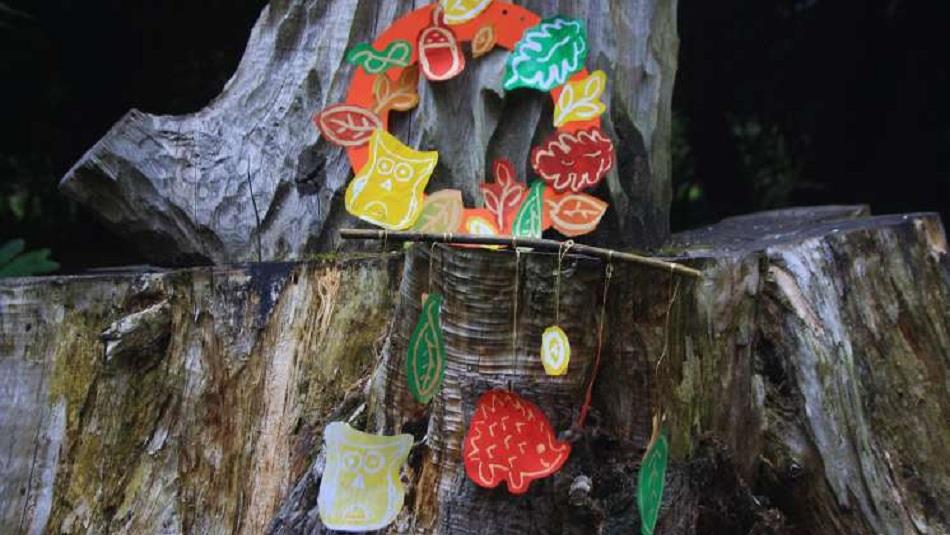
[574,257,613,431]
[512,249,521,372]
[427,241,438,296]
[554,240,575,325]
[655,265,681,376]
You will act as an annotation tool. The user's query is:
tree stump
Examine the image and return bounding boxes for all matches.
[3,207,924,534]
[58,0,679,265]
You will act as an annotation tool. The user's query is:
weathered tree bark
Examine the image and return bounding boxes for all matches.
[58,0,679,265]
[4,207,948,534]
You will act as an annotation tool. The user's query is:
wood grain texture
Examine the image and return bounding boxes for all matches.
[58,0,679,265]
[0,256,402,534]
[4,207,949,534]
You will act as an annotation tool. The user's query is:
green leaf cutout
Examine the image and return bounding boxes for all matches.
[511,181,544,239]
[407,293,446,404]
[504,16,589,92]
[637,427,669,535]
[346,40,412,75]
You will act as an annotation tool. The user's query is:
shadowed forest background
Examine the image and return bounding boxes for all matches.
[1,0,947,271]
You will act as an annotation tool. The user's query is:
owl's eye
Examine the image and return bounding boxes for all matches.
[342,451,362,470]
[362,450,384,474]
[394,162,414,182]
[377,158,395,175]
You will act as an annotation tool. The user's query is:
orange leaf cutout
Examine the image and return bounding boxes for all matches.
[472,24,497,58]
[314,104,383,148]
[546,192,608,237]
[480,159,527,230]
[373,65,421,115]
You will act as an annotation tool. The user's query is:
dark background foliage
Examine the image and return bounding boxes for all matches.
[1,0,947,271]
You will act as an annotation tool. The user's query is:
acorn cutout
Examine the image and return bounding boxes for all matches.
[418,8,466,82]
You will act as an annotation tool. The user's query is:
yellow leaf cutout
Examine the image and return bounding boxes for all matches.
[540,325,571,376]
[553,70,607,128]
[345,130,438,230]
[439,0,493,25]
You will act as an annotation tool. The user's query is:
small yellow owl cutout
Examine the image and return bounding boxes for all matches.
[345,129,439,230]
[317,422,413,532]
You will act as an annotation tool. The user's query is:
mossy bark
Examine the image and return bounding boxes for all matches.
[3,208,949,534]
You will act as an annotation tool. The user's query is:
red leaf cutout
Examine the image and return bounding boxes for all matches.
[546,192,608,237]
[480,159,527,229]
[531,126,616,193]
[314,104,382,148]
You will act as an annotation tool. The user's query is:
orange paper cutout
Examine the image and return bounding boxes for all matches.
[545,191,608,237]
[459,208,502,249]
[463,390,571,494]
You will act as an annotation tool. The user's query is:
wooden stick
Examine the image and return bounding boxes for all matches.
[339,229,703,279]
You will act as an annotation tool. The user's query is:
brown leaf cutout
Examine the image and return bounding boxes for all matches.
[472,24,497,59]
[373,65,420,114]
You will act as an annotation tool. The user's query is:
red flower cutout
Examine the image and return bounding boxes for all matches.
[530,126,616,193]
[480,159,527,229]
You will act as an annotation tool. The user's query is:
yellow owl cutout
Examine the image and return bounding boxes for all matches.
[345,129,439,230]
[318,422,413,532]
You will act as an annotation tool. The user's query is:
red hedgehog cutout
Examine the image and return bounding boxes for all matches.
[463,390,572,494]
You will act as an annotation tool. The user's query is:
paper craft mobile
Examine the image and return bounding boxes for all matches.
[411,189,465,234]
[532,126,616,193]
[546,192,608,237]
[463,390,572,494]
[439,0,494,25]
[419,9,466,82]
[346,40,413,75]
[553,70,607,128]
[314,104,382,148]
[540,325,571,376]
[345,129,438,230]
[318,2,617,238]
[504,16,589,92]
[407,293,448,404]
[637,416,669,535]
[317,422,413,532]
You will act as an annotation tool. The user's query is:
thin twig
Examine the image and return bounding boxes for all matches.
[338,229,704,279]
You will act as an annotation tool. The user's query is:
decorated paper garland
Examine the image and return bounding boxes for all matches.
[315,1,615,238]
